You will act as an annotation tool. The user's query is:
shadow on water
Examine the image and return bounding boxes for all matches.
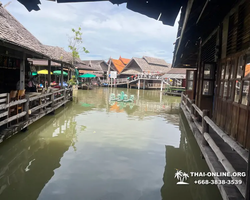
[0,88,221,200]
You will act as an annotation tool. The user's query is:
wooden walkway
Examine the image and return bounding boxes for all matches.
[181,93,249,200]
[101,77,170,90]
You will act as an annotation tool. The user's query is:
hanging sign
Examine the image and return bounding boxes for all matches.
[110,71,117,79]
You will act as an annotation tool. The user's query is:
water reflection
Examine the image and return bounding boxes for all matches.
[0,106,77,200]
[0,88,221,200]
[160,112,222,200]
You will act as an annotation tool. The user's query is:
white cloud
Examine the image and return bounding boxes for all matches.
[2,0,179,63]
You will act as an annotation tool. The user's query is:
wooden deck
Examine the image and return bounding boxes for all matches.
[0,88,73,144]
[101,77,169,90]
[181,93,249,200]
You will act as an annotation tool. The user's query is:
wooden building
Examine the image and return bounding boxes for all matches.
[120,56,171,76]
[77,60,109,78]
[107,56,130,78]
[172,0,250,199]
[162,68,194,87]
[0,4,74,144]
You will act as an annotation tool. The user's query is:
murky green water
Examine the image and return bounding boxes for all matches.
[0,88,221,200]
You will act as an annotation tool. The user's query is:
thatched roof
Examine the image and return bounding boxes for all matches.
[121,57,171,74]
[0,4,48,57]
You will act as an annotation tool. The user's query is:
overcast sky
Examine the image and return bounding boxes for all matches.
[2,0,179,63]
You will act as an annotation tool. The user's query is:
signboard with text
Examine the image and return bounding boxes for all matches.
[110,71,117,79]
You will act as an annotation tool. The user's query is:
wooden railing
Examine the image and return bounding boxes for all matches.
[0,88,73,129]
[181,93,248,198]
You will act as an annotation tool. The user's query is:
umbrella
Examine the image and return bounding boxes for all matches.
[37,70,52,75]
[79,73,96,78]
[53,70,68,76]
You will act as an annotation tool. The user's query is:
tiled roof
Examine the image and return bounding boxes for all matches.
[133,57,170,73]
[111,59,126,74]
[143,56,171,67]
[121,56,171,74]
[78,60,108,72]
[119,56,130,65]
[44,45,74,64]
[0,5,48,57]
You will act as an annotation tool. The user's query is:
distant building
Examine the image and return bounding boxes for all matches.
[107,56,131,77]
[76,60,108,78]
[120,56,171,77]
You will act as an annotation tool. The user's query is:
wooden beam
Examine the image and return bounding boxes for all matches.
[204,132,246,198]
[48,60,51,87]
[172,0,195,67]
[0,99,27,110]
[0,93,8,98]
[204,116,249,162]
[61,63,64,88]
[30,101,52,113]
[0,111,26,127]
[20,53,26,90]
[0,111,8,118]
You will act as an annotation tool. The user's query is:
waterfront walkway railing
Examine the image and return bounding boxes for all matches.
[181,93,249,199]
[0,88,73,142]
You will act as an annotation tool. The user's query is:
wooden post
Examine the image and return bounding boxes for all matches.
[64,88,66,102]
[160,80,163,91]
[25,96,29,120]
[48,60,51,87]
[20,53,26,90]
[138,79,140,90]
[61,63,64,89]
[51,91,55,107]
[190,100,195,115]
[202,110,209,145]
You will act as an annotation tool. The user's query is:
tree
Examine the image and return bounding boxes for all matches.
[68,27,89,64]
[68,27,89,84]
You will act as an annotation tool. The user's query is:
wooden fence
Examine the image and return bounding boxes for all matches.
[0,88,73,141]
[181,93,249,199]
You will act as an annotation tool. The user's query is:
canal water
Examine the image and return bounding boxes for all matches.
[0,88,221,200]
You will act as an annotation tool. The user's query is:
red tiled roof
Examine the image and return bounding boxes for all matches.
[111,59,126,74]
